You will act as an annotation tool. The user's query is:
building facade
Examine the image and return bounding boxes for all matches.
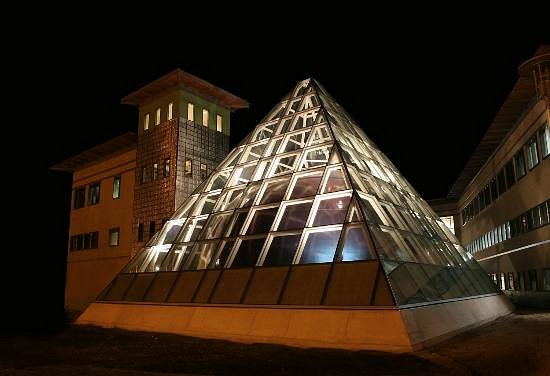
[430,45,550,307]
[53,70,247,311]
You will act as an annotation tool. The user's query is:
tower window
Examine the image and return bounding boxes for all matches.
[155,108,161,125]
[540,122,550,158]
[138,223,144,242]
[187,103,194,122]
[185,159,192,177]
[200,163,208,180]
[168,102,173,120]
[112,175,121,199]
[216,114,223,132]
[149,221,156,237]
[144,113,149,130]
[525,136,539,170]
[88,182,100,205]
[140,166,147,184]
[73,187,85,209]
[164,158,170,177]
[514,151,526,179]
[152,162,158,180]
[202,108,209,127]
[109,228,120,247]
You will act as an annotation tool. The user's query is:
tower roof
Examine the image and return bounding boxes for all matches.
[102,78,498,308]
[121,69,249,111]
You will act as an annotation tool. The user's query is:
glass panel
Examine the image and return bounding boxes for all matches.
[299,227,342,264]
[206,170,230,191]
[193,192,220,216]
[277,201,313,231]
[280,130,310,154]
[142,245,171,272]
[288,171,323,199]
[262,233,301,266]
[161,245,191,271]
[214,187,245,212]
[270,153,299,176]
[246,207,279,235]
[227,210,249,237]
[184,241,219,270]
[231,237,266,268]
[264,137,283,157]
[172,194,198,219]
[338,224,374,261]
[346,199,364,222]
[220,147,243,169]
[159,220,184,245]
[322,166,349,193]
[240,141,268,163]
[228,163,256,186]
[209,240,235,269]
[252,158,273,181]
[311,194,351,227]
[290,109,318,130]
[301,145,331,169]
[240,184,260,208]
[309,125,331,146]
[259,177,290,205]
[200,212,232,240]
[253,121,278,142]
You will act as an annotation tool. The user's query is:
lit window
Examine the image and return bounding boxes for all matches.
[140,166,147,184]
[163,158,170,177]
[109,228,120,246]
[200,163,208,180]
[525,136,539,170]
[540,123,550,158]
[155,108,161,125]
[144,113,149,130]
[202,108,209,127]
[184,159,192,177]
[514,151,526,179]
[440,216,455,234]
[152,162,158,180]
[310,192,351,227]
[187,103,194,121]
[73,187,85,209]
[88,182,100,205]
[112,175,121,199]
[216,114,223,132]
[299,226,342,264]
[168,102,173,120]
[138,223,144,242]
[338,224,374,262]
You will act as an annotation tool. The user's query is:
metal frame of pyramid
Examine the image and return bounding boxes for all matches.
[80,79,513,351]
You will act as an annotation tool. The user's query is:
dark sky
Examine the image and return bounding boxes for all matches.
[9,13,549,331]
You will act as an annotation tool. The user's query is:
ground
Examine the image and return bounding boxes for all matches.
[1,308,548,375]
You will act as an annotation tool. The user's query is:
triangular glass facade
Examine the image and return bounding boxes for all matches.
[105,79,498,306]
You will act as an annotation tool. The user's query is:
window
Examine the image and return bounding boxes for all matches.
[168,102,173,120]
[140,166,147,184]
[200,163,207,180]
[202,108,209,127]
[262,233,301,266]
[149,221,156,238]
[73,187,85,209]
[138,223,144,242]
[504,160,515,189]
[216,114,223,132]
[187,103,194,121]
[544,268,550,291]
[163,158,170,177]
[490,178,498,201]
[144,113,149,130]
[299,226,342,264]
[152,162,158,180]
[525,136,539,170]
[528,269,538,291]
[109,228,120,246]
[88,182,100,205]
[540,123,550,158]
[70,231,98,251]
[184,159,192,177]
[514,151,526,179]
[112,176,121,199]
[496,170,505,197]
[155,108,161,125]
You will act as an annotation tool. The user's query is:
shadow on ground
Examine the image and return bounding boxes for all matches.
[1,308,548,375]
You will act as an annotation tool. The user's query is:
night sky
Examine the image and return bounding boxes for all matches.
[9,14,548,332]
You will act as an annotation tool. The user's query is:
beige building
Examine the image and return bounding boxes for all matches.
[430,45,550,307]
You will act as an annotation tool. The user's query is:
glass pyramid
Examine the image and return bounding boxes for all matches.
[103,79,498,306]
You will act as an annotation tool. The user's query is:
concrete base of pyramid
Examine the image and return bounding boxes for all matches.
[76,294,513,352]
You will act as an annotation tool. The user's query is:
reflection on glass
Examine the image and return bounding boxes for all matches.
[277,201,312,231]
[301,146,331,169]
[215,187,245,212]
[240,184,260,208]
[299,227,341,264]
[263,233,301,266]
[312,194,351,226]
[210,240,235,269]
[161,245,190,271]
[339,225,373,261]
[259,177,290,204]
[246,207,279,235]
[184,242,218,270]
[227,210,249,237]
[289,171,322,199]
[200,213,232,240]
[322,167,349,193]
[271,154,299,176]
[231,237,266,268]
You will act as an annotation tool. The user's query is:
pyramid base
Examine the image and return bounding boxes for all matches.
[76,294,513,352]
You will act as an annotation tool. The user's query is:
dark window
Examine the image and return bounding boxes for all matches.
[88,182,100,205]
[152,162,158,180]
[184,159,192,177]
[544,268,550,291]
[496,170,505,197]
[504,160,515,189]
[140,167,147,184]
[528,269,538,291]
[164,158,170,177]
[483,185,491,207]
[91,231,98,248]
[84,233,91,249]
[540,122,550,158]
[70,232,97,251]
[200,163,208,180]
[518,271,525,290]
[540,200,549,226]
[73,187,85,209]
[490,178,498,201]
[112,176,121,199]
[109,228,120,246]
[514,151,526,179]
[138,223,144,242]
[149,221,156,237]
[525,136,539,170]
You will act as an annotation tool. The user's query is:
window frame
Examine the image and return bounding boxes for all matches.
[144,113,150,130]
[216,114,223,132]
[155,108,161,125]
[108,227,120,247]
[187,103,194,122]
[167,102,173,120]
[202,108,209,127]
[87,182,101,206]
[73,186,86,209]
[112,175,121,199]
